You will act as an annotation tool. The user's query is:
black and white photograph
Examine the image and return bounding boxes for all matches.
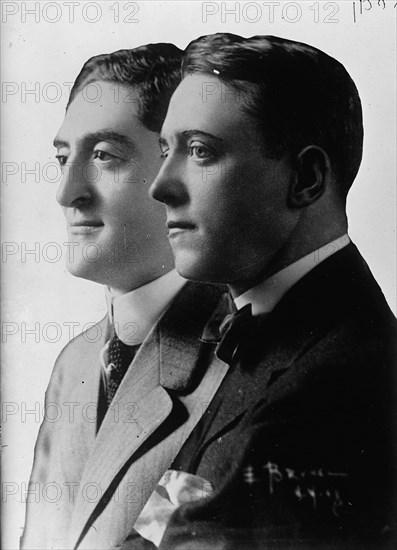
[1,1,396,549]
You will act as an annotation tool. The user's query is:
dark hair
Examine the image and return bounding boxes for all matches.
[182,33,363,194]
[67,43,182,133]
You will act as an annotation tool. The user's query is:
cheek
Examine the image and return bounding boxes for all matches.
[107,175,147,209]
[191,171,235,220]
[102,163,143,195]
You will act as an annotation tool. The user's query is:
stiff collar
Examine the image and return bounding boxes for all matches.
[105,270,187,345]
[235,234,350,316]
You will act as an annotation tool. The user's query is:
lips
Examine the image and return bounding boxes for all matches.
[68,220,104,235]
[166,220,197,240]
[167,220,196,230]
[70,221,104,227]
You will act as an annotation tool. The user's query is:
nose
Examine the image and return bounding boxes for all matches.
[56,158,93,208]
[149,157,189,207]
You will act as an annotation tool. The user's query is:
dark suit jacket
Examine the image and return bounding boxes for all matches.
[156,244,397,550]
[21,281,229,550]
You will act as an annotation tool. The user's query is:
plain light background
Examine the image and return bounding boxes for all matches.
[1,1,396,548]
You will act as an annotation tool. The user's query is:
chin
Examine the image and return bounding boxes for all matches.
[65,260,104,285]
[174,254,221,284]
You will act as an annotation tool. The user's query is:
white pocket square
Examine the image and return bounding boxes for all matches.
[134,470,213,546]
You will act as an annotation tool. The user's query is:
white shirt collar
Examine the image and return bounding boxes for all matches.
[234,234,350,316]
[105,269,187,345]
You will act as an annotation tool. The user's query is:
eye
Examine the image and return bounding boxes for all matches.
[93,149,118,162]
[189,142,213,161]
[159,142,169,160]
[55,155,67,167]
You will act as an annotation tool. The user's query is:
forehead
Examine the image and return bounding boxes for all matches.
[163,74,256,140]
[56,81,146,142]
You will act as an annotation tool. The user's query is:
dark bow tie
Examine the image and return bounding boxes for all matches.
[215,303,267,365]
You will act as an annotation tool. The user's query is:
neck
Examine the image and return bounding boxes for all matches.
[230,217,347,298]
[108,265,174,297]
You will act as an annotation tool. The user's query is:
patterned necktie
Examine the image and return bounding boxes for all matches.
[106,325,138,406]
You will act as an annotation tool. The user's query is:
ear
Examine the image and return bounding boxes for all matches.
[288,146,331,208]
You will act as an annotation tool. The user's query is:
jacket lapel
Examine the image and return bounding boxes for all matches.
[64,316,109,472]
[71,282,229,549]
[156,282,229,391]
[190,247,364,459]
[70,318,173,547]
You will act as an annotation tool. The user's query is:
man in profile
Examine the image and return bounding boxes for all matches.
[150,33,397,549]
[21,45,228,550]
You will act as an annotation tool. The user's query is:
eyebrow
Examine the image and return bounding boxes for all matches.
[159,129,224,147]
[53,130,135,150]
[181,130,224,142]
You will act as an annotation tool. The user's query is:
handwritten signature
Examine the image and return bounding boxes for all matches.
[243,462,350,517]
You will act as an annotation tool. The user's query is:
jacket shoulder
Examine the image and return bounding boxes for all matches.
[45,316,107,398]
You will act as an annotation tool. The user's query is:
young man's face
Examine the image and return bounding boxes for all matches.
[54,82,173,294]
[150,75,298,290]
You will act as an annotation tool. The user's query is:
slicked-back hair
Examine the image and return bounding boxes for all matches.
[182,33,363,196]
[67,43,182,133]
